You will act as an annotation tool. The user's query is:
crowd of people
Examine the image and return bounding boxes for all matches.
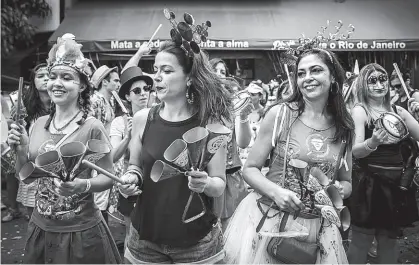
[1,9,419,264]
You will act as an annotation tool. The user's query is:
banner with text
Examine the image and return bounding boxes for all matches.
[74,39,419,53]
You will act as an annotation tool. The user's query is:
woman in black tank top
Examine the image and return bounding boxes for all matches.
[348,63,419,264]
[118,34,233,263]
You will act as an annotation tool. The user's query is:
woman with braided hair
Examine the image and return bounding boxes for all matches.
[7,37,121,263]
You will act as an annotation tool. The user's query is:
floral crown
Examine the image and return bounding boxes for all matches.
[287,20,355,58]
[47,34,94,79]
[163,8,212,57]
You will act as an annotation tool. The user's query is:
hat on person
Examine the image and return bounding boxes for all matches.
[90,65,118,89]
[246,83,264,94]
[118,66,154,99]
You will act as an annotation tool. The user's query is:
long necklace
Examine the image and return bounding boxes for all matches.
[52,110,81,134]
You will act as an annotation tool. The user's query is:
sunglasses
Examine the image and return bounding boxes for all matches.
[130,86,152,94]
[367,75,388,85]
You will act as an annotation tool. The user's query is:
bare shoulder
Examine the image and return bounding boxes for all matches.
[264,104,285,123]
[351,105,367,118]
[133,108,151,124]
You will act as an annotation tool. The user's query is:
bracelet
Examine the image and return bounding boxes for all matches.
[239,117,250,123]
[364,139,377,152]
[83,179,91,193]
[125,168,144,188]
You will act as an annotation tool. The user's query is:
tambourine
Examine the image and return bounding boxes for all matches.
[232,90,251,115]
[375,112,408,144]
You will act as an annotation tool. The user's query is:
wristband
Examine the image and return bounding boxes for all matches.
[126,165,144,188]
[83,179,91,193]
[364,139,377,152]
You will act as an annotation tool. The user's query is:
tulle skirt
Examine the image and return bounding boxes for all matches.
[223,192,348,264]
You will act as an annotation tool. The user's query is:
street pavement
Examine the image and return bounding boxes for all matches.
[2,189,419,264]
[1,191,125,264]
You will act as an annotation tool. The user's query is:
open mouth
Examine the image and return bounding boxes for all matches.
[304,85,318,90]
[52,90,66,96]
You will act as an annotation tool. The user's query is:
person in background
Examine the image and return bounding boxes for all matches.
[2,63,51,222]
[348,63,419,264]
[210,58,252,231]
[90,65,120,223]
[109,66,154,250]
[390,70,419,115]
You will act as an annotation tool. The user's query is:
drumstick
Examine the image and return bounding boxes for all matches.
[82,160,126,184]
[147,24,162,46]
[393,63,411,99]
[344,77,357,103]
[111,91,130,116]
[16,77,24,125]
[284,64,293,93]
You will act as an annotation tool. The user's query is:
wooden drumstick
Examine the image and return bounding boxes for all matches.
[111,91,130,116]
[82,160,126,184]
[15,77,24,125]
[284,64,293,93]
[147,24,162,46]
[393,63,411,99]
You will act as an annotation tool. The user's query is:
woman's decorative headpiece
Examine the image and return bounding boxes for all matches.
[163,8,212,57]
[47,34,94,79]
[286,20,355,58]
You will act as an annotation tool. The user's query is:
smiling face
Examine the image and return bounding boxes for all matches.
[296,54,333,101]
[126,79,151,110]
[34,67,49,92]
[47,65,84,106]
[367,70,389,100]
[153,51,189,102]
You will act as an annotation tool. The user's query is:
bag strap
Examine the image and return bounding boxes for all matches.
[278,131,292,232]
[332,137,348,183]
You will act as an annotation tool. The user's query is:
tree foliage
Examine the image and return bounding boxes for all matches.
[1,0,51,57]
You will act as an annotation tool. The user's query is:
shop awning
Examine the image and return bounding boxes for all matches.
[49,0,419,52]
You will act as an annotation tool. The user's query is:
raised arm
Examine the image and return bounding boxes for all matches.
[121,43,152,74]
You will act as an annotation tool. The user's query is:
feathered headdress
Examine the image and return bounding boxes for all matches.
[47,35,94,79]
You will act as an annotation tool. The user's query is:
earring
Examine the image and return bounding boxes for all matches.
[78,94,84,106]
[186,86,194,104]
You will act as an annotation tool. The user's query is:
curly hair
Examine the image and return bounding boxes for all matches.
[158,41,233,126]
[44,74,92,130]
[288,49,354,146]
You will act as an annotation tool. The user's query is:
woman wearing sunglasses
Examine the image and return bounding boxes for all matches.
[348,63,419,264]
[390,71,419,115]
[109,66,154,250]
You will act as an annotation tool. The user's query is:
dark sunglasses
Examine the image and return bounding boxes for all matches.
[393,84,402,90]
[367,75,388,85]
[130,86,152,94]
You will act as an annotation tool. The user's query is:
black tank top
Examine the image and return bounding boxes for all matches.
[131,106,217,247]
